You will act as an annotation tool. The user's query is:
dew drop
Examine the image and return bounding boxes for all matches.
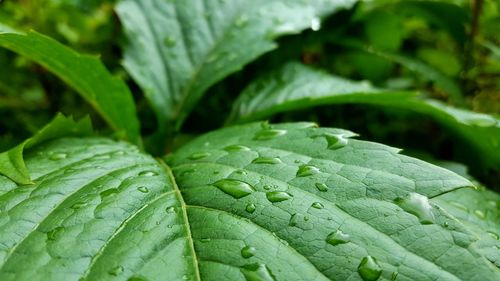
[235,14,249,27]
[50,153,67,160]
[324,133,348,149]
[326,230,350,246]
[139,171,158,177]
[297,165,320,177]
[241,263,276,281]
[487,231,499,240]
[108,265,124,276]
[253,129,287,140]
[100,188,119,199]
[127,276,147,281]
[166,206,175,213]
[310,17,321,31]
[266,191,293,203]
[235,169,248,176]
[357,256,382,281]
[224,145,251,152]
[188,152,210,160]
[71,201,87,209]
[180,169,195,177]
[246,203,256,213]
[474,210,486,219]
[311,202,324,209]
[113,150,125,156]
[164,36,176,46]
[200,238,211,243]
[394,192,435,224]
[241,245,257,258]
[47,226,64,241]
[214,179,254,199]
[137,186,149,193]
[252,157,282,165]
[315,183,328,192]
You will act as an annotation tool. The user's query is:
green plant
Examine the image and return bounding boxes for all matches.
[0,0,499,280]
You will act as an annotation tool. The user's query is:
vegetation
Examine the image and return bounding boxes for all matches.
[0,0,498,280]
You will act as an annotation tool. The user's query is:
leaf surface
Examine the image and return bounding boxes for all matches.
[229,62,500,172]
[433,186,500,267]
[2,123,499,280]
[116,0,356,136]
[0,29,140,144]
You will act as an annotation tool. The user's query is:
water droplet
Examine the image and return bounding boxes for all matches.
[100,188,119,199]
[164,36,176,46]
[289,213,309,227]
[127,276,147,281]
[137,186,149,193]
[246,203,256,213]
[200,238,211,243]
[166,206,175,213]
[326,230,350,246]
[235,169,248,176]
[241,263,276,281]
[139,171,158,177]
[241,245,257,258]
[47,227,64,241]
[93,154,111,160]
[312,202,324,209]
[474,210,486,219]
[108,265,124,276]
[315,183,328,192]
[50,153,67,160]
[113,150,125,156]
[224,145,251,152]
[297,165,320,177]
[254,129,287,140]
[357,256,382,281]
[266,191,293,203]
[310,17,321,31]
[188,152,210,160]
[325,133,348,149]
[394,192,435,224]
[235,14,249,27]
[263,185,272,190]
[252,157,282,165]
[214,179,254,199]
[71,201,87,209]
[487,231,499,240]
[180,169,195,177]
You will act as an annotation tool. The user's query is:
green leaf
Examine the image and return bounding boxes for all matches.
[1,123,498,280]
[0,114,92,185]
[432,186,500,267]
[116,0,356,137]
[0,28,141,144]
[228,62,500,172]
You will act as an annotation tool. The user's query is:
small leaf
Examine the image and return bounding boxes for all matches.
[0,113,92,184]
[0,28,141,144]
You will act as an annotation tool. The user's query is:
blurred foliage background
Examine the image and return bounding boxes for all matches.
[0,0,499,186]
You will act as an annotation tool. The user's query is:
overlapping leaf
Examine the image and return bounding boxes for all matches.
[116,0,356,138]
[0,28,140,144]
[229,62,500,172]
[1,122,498,280]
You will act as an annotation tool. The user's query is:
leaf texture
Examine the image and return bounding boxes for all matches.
[0,123,499,280]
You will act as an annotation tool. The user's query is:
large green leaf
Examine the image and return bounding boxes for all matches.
[116,0,356,138]
[0,28,140,144]
[228,62,500,172]
[1,122,499,280]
